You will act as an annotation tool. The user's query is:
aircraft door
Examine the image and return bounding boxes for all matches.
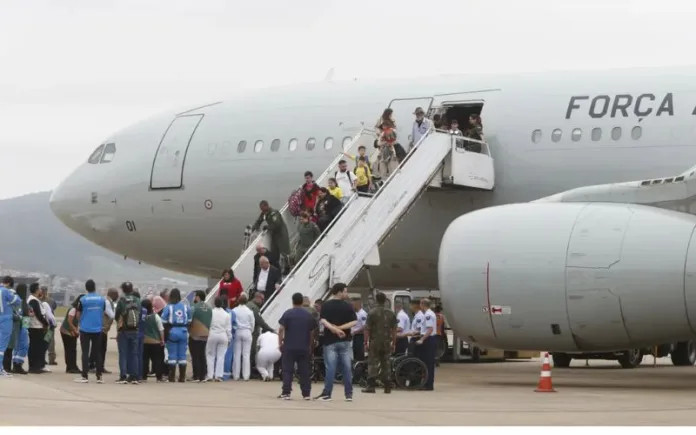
[150,114,204,190]
[387,97,434,145]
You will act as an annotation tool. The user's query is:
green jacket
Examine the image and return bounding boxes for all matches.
[366,304,398,348]
[115,295,141,331]
[296,221,321,251]
[189,301,213,340]
[247,301,272,335]
[252,208,290,255]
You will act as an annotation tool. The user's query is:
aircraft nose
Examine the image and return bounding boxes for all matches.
[49,177,75,229]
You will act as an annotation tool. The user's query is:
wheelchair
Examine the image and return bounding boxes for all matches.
[352,348,428,391]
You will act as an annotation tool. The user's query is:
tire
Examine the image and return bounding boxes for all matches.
[552,353,572,368]
[471,346,481,362]
[617,349,642,369]
[394,357,428,390]
[352,361,367,385]
[670,341,696,366]
[436,337,446,360]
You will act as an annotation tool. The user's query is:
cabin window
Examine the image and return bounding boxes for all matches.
[87,144,105,164]
[306,137,316,151]
[591,128,602,141]
[254,140,264,152]
[551,129,562,142]
[288,138,298,151]
[342,136,353,149]
[631,126,642,140]
[611,127,622,141]
[571,128,582,142]
[237,140,247,153]
[324,137,334,150]
[100,143,116,163]
[270,139,281,152]
[531,129,542,143]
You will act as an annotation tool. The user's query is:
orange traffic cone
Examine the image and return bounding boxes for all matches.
[534,352,556,393]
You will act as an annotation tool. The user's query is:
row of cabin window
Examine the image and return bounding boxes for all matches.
[531,126,643,144]
[238,136,354,153]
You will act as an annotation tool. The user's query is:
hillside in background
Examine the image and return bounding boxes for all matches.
[0,191,204,284]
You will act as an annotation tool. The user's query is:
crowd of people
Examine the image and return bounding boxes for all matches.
[0,274,443,399]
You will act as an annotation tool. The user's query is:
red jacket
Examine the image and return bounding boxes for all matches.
[302,182,320,212]
[218,278,243,306]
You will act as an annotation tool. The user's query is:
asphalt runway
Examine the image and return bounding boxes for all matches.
[2,333,696,425]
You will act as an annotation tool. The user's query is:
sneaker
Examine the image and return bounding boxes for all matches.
[277,394,291,400]
[303,396,311,401]
[0,370,13,378]
[115,377,128,384]
[74,377,89,383]
[345,396,353,402]
[314,394,332,401]
[96,376,104,384]
[156,378,167,383]
[41,367,51,373]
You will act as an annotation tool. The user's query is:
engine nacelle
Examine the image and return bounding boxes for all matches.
[439,202,696,352]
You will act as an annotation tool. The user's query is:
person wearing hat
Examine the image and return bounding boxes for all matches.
[410,107,432,152]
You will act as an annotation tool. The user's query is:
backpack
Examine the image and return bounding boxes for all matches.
[122,296,140,330]
[288,188,303,217]
[334,170,355,185]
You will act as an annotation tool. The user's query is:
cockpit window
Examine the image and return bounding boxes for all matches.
[88,145,105,164]
[100,143,116,163]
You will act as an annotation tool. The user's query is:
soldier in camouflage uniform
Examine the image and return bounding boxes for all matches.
[362,292,398,394]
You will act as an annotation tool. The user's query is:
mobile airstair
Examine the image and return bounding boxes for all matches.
[206,128,495,329]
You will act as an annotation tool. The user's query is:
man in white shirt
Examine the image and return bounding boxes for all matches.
[256,330,281,381]
[334,160,356,203]
[395,303,411,355]
[232,294,255,381]
[410,107,432,152]
[206,297,232,382]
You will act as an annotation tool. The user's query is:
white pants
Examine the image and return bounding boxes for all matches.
[256,347,281,380]
[206,332,228,380]
[233,329,252,380]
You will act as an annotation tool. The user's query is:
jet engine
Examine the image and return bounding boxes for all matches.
[438,202,696,352]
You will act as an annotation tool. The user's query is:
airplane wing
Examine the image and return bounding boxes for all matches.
[533,163,696,214]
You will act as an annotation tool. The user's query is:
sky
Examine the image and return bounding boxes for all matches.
[2,0,696,200]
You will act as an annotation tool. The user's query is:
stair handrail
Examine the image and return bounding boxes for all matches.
[334,127,437,246]
[259,191,363,314]
[241,128,379,249]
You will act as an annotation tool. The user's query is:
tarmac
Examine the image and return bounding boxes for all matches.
[3,333,696,425]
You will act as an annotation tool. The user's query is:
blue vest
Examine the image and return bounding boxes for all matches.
[0,285,19,320]
[80,293,106,334]
[163,302,189,327]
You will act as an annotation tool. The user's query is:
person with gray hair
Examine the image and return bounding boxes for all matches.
[253,256,282,301]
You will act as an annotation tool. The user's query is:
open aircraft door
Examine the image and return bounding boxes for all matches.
[387,97,433,144]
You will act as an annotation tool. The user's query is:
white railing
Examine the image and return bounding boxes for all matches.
[205,129,378,305]
[257,130,453,327]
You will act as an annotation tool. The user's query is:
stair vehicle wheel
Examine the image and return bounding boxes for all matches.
[470,346,481,362]
[617,349,643,369]
[436,337,446,360]
[552,353,572,368]
[670,341,696,366]
[394,357,428,390]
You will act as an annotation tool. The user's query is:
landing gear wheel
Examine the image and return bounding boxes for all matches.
[618,349,643,369]
[394,357,428,390]
[552,353,572,368]
[670,341,696,366]
[470,346,481,363]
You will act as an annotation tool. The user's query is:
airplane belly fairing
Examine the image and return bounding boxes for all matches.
[439,202,696,352]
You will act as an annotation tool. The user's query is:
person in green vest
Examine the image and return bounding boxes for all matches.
[60,295,82,374]
[247,292,274,375]
[188,290,212,382]
[140,298,166,382]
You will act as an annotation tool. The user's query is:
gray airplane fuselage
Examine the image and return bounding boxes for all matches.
[49,66,696,294]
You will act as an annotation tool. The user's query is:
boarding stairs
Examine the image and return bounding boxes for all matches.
[206,128,495,329]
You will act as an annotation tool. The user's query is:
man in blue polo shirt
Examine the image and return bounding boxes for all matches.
[277,292,316,400]
[74,280,114,384]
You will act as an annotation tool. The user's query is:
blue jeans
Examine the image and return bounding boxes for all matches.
[322,340,353,397]
[117,331,139,379]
